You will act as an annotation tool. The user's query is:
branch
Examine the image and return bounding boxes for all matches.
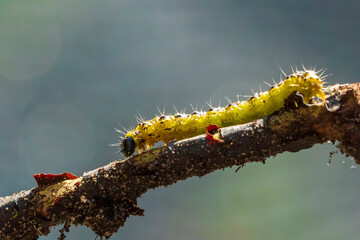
[1,83,360,239]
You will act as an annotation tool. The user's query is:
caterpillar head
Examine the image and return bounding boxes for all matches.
[121,136,136,157]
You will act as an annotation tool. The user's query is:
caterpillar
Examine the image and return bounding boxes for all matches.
[120,69,326,157]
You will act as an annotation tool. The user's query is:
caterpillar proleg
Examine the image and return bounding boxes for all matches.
[120,70,326,157]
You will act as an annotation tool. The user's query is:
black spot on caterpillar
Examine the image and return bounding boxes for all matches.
[120,69,326,157]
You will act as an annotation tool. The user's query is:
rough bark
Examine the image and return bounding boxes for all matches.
[1,83,360,240]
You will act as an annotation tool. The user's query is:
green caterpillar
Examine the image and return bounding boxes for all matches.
[120,70,326,157]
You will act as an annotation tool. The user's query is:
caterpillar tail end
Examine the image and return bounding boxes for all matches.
[120,136,136,157]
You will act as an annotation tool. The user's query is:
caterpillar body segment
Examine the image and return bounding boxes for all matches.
[121,70,326,157]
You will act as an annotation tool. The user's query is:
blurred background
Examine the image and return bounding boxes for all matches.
[0,0,360,239]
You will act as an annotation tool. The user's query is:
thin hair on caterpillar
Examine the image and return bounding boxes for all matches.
[120,68,327,157]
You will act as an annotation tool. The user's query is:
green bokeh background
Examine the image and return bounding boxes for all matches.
[0,1,360,239]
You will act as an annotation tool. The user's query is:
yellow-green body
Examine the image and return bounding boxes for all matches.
[124,70,325,154]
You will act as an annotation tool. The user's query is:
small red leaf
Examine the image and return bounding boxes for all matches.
[206,133,216,143]
[206,124,220,134]
[33,172,78,187]
[206,124,223,145]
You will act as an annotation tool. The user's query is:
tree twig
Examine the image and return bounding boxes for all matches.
[1,83,360,240]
